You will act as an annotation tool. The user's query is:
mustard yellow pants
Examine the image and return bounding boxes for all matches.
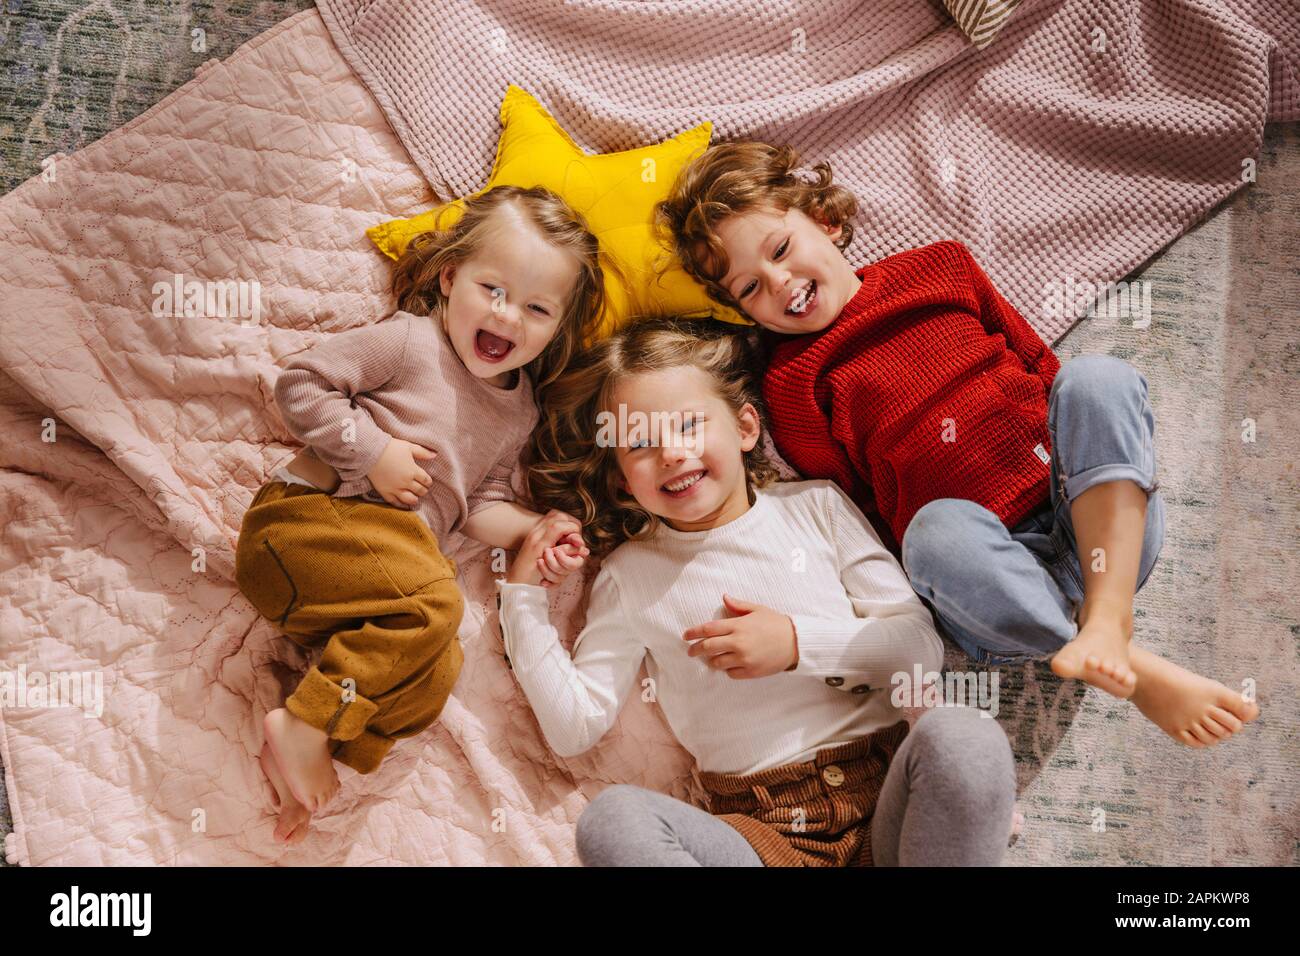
[234,481,464,773]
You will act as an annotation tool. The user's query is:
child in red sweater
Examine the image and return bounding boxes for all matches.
[656,141,1259,748]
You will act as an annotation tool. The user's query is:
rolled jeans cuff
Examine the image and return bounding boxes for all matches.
[1063,462,1156,503]
[285,665,379,741]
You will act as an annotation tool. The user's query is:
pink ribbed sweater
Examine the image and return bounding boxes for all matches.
[273,312,539,537]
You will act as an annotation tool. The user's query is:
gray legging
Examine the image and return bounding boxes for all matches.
[575,707,1016,866]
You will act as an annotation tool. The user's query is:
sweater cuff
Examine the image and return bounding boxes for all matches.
[496,580,551,671]
[333,424,392,484]
[788,615,878,693]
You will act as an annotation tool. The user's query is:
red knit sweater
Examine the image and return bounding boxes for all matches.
[762,241,1060,551]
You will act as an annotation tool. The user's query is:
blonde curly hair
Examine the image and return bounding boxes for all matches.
[526,315,781,556]
[389,184,607,393]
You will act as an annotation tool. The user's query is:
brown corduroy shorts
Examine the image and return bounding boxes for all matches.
[235,480,464,774]
[700,720,910,867]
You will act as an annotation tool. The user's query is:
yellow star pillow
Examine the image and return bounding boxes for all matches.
[367,85,747,339]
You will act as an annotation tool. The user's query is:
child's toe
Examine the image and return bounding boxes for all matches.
[1201,716,1231,739]
[1221,693,1258,721]
[1208,706,1242,732]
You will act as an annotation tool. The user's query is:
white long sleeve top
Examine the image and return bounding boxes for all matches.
[497,479,945,775]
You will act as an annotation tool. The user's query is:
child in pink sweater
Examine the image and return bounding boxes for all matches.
[235,186,597,843]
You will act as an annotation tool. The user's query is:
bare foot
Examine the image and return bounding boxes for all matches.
[1128,647,1260,747]
[259,743,312,844]
[1051,614,1137,699]
[264,707,340,812]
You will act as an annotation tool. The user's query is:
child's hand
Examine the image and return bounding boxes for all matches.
[507,510,590,588]
[367,437,437,507]
[682,593,798,679]
[536,532,587,588]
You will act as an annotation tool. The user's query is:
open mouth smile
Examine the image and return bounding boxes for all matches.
[661,468,707,497]
[786,279,817,316]
[474,328,516,363]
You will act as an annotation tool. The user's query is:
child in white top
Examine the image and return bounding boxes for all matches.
[501,478,942,774]
[500,317,1016,865]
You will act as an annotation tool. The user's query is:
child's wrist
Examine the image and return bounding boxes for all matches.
[505,560,542,587]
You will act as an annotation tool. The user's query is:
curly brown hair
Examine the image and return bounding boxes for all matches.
[389,184,607,393]
[654,141,858,313]
[526,315,781,556]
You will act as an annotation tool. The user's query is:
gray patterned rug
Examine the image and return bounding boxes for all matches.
[1,1,1296,866]
[0,0,316,193]
[998,123,1300,866]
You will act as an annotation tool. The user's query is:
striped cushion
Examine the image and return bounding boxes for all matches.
[945,0,1025,49]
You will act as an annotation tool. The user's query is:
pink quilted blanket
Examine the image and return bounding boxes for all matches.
[0,9,693,867]
[0,0,1294,866]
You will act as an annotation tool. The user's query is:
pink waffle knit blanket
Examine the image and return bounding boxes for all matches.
[316,0,1299,343]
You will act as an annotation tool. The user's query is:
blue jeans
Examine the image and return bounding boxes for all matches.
[901,355,1166,664]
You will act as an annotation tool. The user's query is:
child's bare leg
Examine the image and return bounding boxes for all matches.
[1128,647,1260,746]
[264,708,340,812]
[1050,479,1144,697]
[259,742,312,844]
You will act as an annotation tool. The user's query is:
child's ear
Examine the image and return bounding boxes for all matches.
[738,402,761,452]
[438,263,457,297]
[823,220,843,243]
